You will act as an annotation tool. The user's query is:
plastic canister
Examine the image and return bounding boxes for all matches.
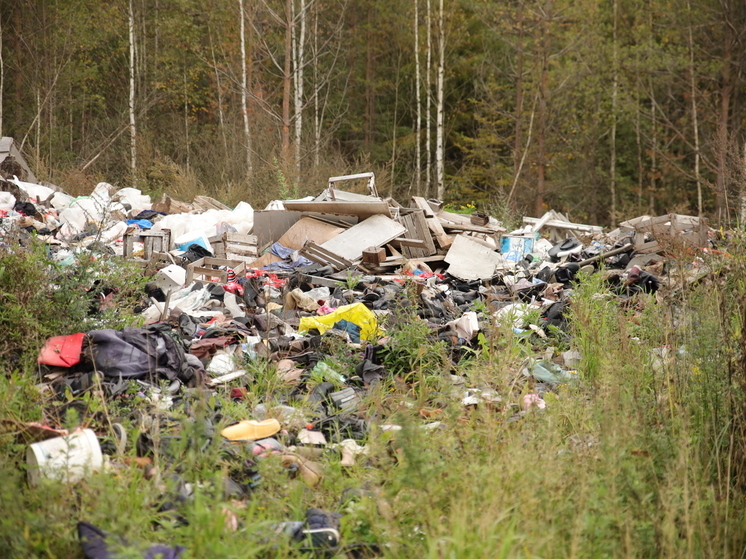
[174,231,213,253]
[26,429,103,486]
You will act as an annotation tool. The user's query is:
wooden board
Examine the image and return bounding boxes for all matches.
[245,252,283,269]
[277,217,345,250]
[283,200,392,219]
[299,242,353,271]
[319,214,406,262]
[253,210,303,249]
[411,195,451,248]
[186,257,246,284]
[396,209,436,259]
[444,234,506,281]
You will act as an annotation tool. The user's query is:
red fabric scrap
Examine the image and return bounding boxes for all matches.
[245,269,288,288]
[37,333,86,367]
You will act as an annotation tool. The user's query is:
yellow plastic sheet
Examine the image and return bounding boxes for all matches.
[298,302,382,341]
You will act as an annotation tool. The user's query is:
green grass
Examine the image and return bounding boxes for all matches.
[0,240,745,557]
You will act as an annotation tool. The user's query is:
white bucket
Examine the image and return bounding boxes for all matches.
[26,428,103,486]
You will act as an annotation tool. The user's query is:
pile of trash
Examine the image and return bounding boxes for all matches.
[0,138,717,555]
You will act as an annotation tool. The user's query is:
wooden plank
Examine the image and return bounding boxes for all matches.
[299,242,354,271]
[193,195,231,211]
[283,200,391,219]
[224,233,257,244]
[445,234,506,281]
[253,210,303,249]
[410,196,452,247]
[319,214,406,262]
[186,257,246,284]
[392,237,429,248]
[277,216,345,250]
[439,220,500,234]
[522,216,603,233]
[410,196,435,217]
[396,209,436,259]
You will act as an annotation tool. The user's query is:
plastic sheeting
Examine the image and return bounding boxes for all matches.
[298,302,382,341]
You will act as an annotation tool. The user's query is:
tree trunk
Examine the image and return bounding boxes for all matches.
[687,0,702,216]
[282,0,293,162]
[648,7,656,215]
[425,0,432,196]
[209,32,228,153]
[414,0,421,195]
[635,86,643,213]
[183,70,190,170]
[512,0,524,209]
[716,29,732,222]
[293,0,307,176]
[364,6,375,149]
[129,0,137,181]
[239,0,253,175]
[0,16,4,137]
[741,141,746,226]
[535,0,550,217]
[435,0,445,200]
[609,0,618,226]
[313,0,320,167]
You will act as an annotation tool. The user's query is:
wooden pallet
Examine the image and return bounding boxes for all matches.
[186,257,246,284]
[208,232,258,264]
[122,228,171,265]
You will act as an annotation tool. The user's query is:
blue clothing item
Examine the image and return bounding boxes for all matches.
[126,219,153,229]
[332,319,362,343]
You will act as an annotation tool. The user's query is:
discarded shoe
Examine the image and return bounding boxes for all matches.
[221,419,281,442]
[280,452,323,486]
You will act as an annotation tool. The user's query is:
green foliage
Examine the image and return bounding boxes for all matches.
[379,309,448,381]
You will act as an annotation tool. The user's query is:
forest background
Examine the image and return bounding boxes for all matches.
[0,0,744,227]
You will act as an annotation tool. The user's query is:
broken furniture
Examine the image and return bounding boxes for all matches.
[617,214,709,253]
[523,210,603,242]
[122,229,171,265]
[209,232,259,264]
[185,257,247,284]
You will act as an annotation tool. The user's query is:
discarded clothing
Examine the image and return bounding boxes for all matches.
[78,521,186,559]
[88,327,197,385]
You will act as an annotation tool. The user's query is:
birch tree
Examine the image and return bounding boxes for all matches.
[239,0,253,175]
[129,0,137,179]
[425,0,432,195]
[292,0,308,175]
[435,0,445,199]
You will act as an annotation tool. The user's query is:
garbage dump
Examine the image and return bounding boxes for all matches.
[0,142,719,554]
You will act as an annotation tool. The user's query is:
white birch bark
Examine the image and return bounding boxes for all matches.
[313,1,320,167]
[239,0,253,175]
[425,0,432,195]
[293,0,307,175]
[129,0,137,178]
[435,0,445,200]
